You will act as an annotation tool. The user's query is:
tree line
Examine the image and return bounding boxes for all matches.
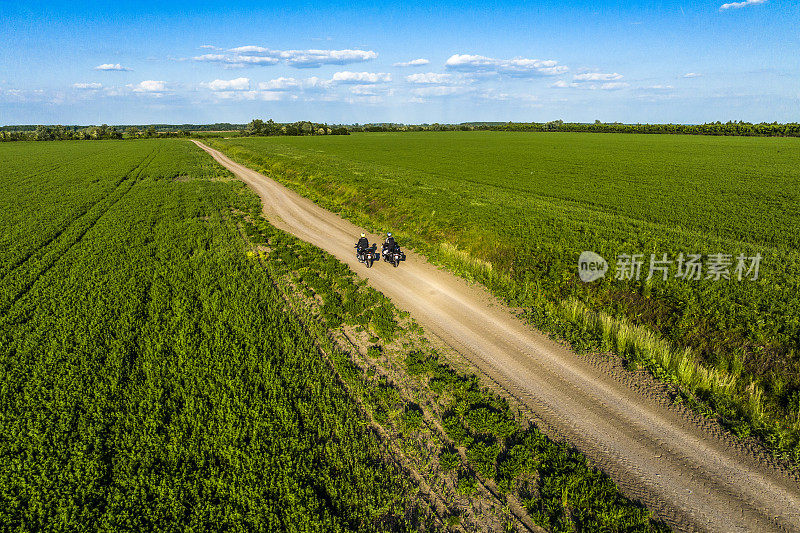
[0,120,349,142]
[350,120,800,137]
[243,119,349,136]
[4,119,798,142]
[0,124,192,142]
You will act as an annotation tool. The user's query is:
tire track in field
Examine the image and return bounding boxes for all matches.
[0,175,129,282]
[194,140,800,533]
[0,149,156,282]
[0,151,114,278]
[0,147,159,319]
[1,151,98,186]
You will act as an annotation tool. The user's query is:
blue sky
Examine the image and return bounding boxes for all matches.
[1,0,797,125]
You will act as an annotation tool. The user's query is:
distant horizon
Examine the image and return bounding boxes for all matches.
[3,118,797,129]
[2,1,798,125]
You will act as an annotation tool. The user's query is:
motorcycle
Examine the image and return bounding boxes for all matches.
[382,244,406,268]
[355,243,380,268]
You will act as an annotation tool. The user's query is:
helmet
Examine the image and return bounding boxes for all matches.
[387,232,392,237]
[360,233,365,237]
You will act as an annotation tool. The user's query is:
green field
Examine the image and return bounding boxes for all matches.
[206,132,800,461]
[0,140,431,530]
[0,139,664,531]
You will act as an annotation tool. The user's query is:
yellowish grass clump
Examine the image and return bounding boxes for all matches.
[559,298,754,414]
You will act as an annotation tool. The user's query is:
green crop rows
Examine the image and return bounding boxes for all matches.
[204,132,800,463]
[0,138,671,531]
[0,140,437,531]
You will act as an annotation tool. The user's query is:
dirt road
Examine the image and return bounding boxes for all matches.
[193,140,800,532]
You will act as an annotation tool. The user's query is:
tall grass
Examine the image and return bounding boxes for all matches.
[437,242,514,288]
[428,238,796,462]
[559,298,763,426]
[425,241,777,451]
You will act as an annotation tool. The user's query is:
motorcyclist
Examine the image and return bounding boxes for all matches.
[382,232,398,256]
[355,233,370,262]
[356,233,369,252]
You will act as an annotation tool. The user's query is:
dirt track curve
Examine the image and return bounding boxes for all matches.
[194,140,800,532]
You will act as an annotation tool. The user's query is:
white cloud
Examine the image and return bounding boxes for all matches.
[445,54,567,77]
[573,72,623,81]
[478,92,540,105]
[302,76,334,90]
[350,85,379,96]
[332,71,391,84]
[94,63,131,71]
[285,49,378,68]
[683,72,702,78]
[213,89,296,102]
[194,53,227,62]
[199,44,219,50]
[478,90,510,101]
[200,75,341,102]
[212,90,258,101]
[501,59,567,77]
[203,77,250,91]
[552,78,629,90]
[535,65,571,76]
[394,58,430,67]
[73,82,102,89]
[257,77,300,91]
[210,89,296,102]
[194,54,279,68]
[446,54,497,71]
[720,0,766,10]
[644,84,674,90]
[228,46,270,54]
[350,85,395,97]
[0,88,45,103]
[599,82,629,90]
[102,86,125,97]
[193,47,377,69]
[132,80,167,93]
[411,85,471,97]
[405,72,454,84]
[260,91,292,101]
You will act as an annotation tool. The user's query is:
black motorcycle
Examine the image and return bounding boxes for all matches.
[382,243,406,268]
[355,243,380,268]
